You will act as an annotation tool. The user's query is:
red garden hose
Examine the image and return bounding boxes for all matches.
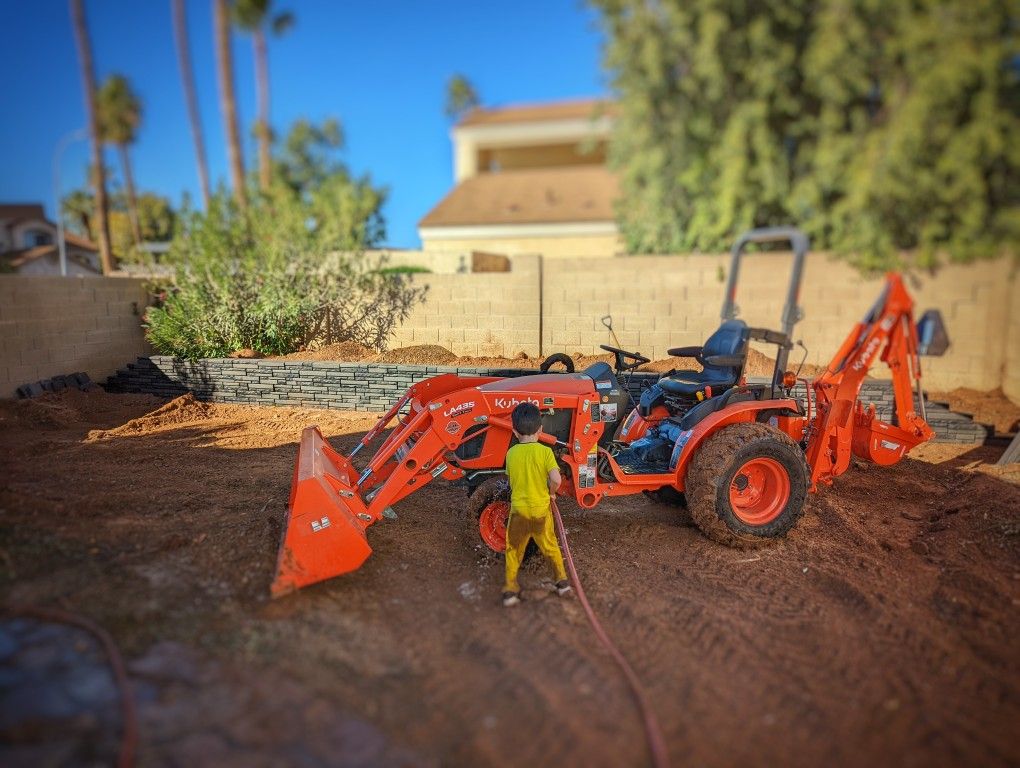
[550,500,671,768]
[3,605,138,768]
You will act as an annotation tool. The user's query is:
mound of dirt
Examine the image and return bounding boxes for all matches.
[927,387,1020,436]
[0,389,165,430]
[0,396,82,429]
[269,341,828,379]
[228,348,263,359]
[373,344,458,365]
[277,341,378,362]
[87,394,213,440]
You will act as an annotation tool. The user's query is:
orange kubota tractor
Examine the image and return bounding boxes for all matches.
[271,228,949,596]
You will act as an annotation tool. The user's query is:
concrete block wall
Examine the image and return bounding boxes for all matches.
[0,276,151,398]
[105,357,535,411]
[541,254,1015,393]
[388,254,542,358]
[105,357,987,443]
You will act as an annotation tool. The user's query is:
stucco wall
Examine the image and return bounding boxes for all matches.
[0,275,151,397]
[391,252,1017,394]
[421,233,622,259]
[1004,269,1020,403]
[542,253,1014,393]
[388,254,542,357]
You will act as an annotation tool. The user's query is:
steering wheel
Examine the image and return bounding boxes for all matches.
[600,344,650,372]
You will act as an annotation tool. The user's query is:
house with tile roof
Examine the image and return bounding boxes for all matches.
[0,203,101,276]
[418,99,623,258]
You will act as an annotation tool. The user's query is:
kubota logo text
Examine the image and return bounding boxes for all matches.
[852,338,881,371]
[494,397,540,410]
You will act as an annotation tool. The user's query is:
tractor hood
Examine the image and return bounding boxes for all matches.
[478,371,605,396]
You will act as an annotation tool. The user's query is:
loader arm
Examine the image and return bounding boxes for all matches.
[805,273,938,487]
[271,374,575,596]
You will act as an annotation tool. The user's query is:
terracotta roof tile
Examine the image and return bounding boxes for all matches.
[457,98,616,128]
[419,166,619,228]
[0,203,47,223]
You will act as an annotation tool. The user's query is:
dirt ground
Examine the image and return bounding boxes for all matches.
[1,390,1018,767]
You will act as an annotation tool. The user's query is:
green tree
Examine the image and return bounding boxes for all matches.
[62,189,95,240]
[274,118,342,192]
[69,0,114,273]
[171,0,211,207]
[214,0,247,209]
[97,74,144,247]
[590,0,1020,268]
[444,74,480,121]
[232,0,295,192]
[63,188,177,263]
[144,117,404,358]
[273,118,387,245]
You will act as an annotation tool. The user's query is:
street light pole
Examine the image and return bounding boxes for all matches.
[53,128,87,277]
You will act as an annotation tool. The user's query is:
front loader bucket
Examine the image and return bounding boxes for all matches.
[271,426,376,597]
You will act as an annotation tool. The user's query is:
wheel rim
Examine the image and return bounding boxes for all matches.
[478,501,509,552]
[728,457,790,526]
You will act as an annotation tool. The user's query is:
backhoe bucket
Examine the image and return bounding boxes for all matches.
[271,426,375,597]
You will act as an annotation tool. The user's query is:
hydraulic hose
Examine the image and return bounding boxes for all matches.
[550,500,670,768]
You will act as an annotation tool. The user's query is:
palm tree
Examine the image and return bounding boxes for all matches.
[171,0,211,207]
[444,74,480,121]
[232,0,294,191]
[61,189,95,240]
[69,0,114,273]
[97,75,143,247]
[214,0,246,208]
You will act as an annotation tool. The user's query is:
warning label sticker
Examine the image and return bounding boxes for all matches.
[601,402,618,423]
[595,380,612,390]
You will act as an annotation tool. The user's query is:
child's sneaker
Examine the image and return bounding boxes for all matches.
[555,580,572,597]
[502,591,521,607]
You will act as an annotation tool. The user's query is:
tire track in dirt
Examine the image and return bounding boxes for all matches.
[4,393,1018,767]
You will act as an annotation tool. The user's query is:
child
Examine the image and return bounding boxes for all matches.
[502,402,572,607]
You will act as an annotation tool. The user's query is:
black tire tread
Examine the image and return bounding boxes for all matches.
[685,422,809,548]
[539,353,575,374]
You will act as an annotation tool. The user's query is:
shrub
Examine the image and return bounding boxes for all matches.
[144,182,426,359]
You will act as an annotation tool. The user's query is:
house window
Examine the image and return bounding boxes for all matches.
[24,230,52,247]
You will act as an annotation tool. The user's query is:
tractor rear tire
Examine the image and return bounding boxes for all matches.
[685,422,809,547]
[539,353,575,373]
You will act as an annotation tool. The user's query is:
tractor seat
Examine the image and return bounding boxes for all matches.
[658,319,749,397]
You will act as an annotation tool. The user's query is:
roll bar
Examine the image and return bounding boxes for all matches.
[721,226,809,383]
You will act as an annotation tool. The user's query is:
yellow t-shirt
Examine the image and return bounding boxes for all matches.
[505,442,558,519]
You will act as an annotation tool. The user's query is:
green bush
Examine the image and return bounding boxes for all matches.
[144,181,426,359]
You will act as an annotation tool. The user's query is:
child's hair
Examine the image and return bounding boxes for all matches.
[511,402,542,436]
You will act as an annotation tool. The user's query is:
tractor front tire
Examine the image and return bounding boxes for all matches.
[468,476,510,553]
[685,422,809,547]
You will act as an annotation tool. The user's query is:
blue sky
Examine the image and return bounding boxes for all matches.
[0,0,608,248]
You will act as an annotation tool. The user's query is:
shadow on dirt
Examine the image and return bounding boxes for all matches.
[2,391,1019,767]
